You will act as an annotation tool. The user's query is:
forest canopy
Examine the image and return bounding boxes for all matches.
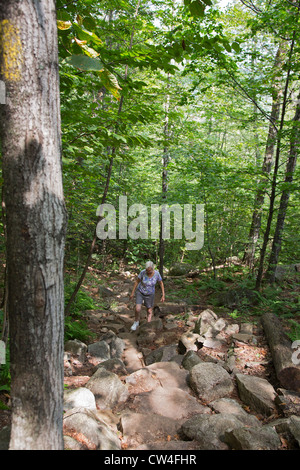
[54,0,300,281]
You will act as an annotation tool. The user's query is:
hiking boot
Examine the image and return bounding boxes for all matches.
[130,321,139,331]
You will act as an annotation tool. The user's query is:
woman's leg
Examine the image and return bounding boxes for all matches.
[146,307,153,322]
[135,303,142,322]
[146,293,155,322]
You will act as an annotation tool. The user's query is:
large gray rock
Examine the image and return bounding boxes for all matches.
[63,408,120,450]
[288,415,300,447]
[224,425,281,450]
[182,350,203,371]
[64,339,87,362]
[210,398,261,428]
[180,413,244,450]
[147,361,190,391]
[131,386,210,420]
[144,344,178,366]
[169,263,194,276]
[94,358,127,376]
[88,340,111,362]
[64,387,96,411]
[275,388,300,417]
[196,309,218,336]
[120,411,183,449]
[178,331,204,354]
[189,363,234,402]
[100,331,125,359]
[86,367,129,409]
[236,374,277,416]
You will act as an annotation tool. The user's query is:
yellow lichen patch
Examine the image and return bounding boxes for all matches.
[0,19,23,81]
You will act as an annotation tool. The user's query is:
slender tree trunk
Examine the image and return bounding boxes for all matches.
[65,0,141,314]
[0,0,67,450]
[244,44,285,268]
[64,156,113,316]
[159,85,170,278]
[266,92,300,282]
[256,36,296,290]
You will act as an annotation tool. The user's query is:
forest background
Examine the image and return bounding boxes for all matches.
[56,0,299,314]
[1,0,300,393]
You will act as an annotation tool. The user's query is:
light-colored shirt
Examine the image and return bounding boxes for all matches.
[137,269,162,295]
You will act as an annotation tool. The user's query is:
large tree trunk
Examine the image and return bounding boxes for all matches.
[0,0,67,450]
[261,313,300,392]
[266,92,300,282]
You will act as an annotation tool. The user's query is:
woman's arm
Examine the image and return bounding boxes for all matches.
[130,277,140,300]
[159,280,165,302]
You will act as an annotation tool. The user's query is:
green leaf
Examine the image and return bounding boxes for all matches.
[65,54,103,71]
[231,42,241,53]
[83,17,97,31]
[57,20,72,30]
[98,69,122,100]
[187,0,206,17]
[72,23,103,46]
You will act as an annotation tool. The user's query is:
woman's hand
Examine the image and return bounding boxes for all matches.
[160,294,165,303]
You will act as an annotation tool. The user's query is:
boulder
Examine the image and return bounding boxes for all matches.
[85,367,129,409]
[189,363,234,402]
[275,388,300,417]
[154,302,187,316]
[119,411,183,449]
[132,386,211,420]
[224,425,281,450]
[182,350,203,371]
[64,387,96,411]
[64,339,87,362]
[88,340,110,362]
[93,358,127,376]
[196,309,218,336]
[236,374,277,416]
[144,344,178,365]
[288,415,300,447]
[126,367,160,394]
[169,263,194,276]
[63,408,120,450]
[100,331,125,359]
[180,413,244,450]
[178,331,204,354]
[147,361,190,391]
[209,398,261,428]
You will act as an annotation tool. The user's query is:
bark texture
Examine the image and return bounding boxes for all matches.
[267,93,300,282]
[0,0,67,449]
[261,313,300,392]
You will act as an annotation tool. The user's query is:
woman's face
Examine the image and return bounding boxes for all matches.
[146,267,154,276]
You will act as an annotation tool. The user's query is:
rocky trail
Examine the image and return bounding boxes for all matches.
[1,271,300,450]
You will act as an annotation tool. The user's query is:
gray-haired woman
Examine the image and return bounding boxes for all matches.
[129,261,165,331]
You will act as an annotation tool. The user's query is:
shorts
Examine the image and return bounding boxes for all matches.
[136,290,155,309]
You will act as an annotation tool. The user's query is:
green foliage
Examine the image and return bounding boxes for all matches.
[0,342,10,392]
[287,319,300,342]
[64,317,94,343]
[64,284,96,342]
[64,283,96,316]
